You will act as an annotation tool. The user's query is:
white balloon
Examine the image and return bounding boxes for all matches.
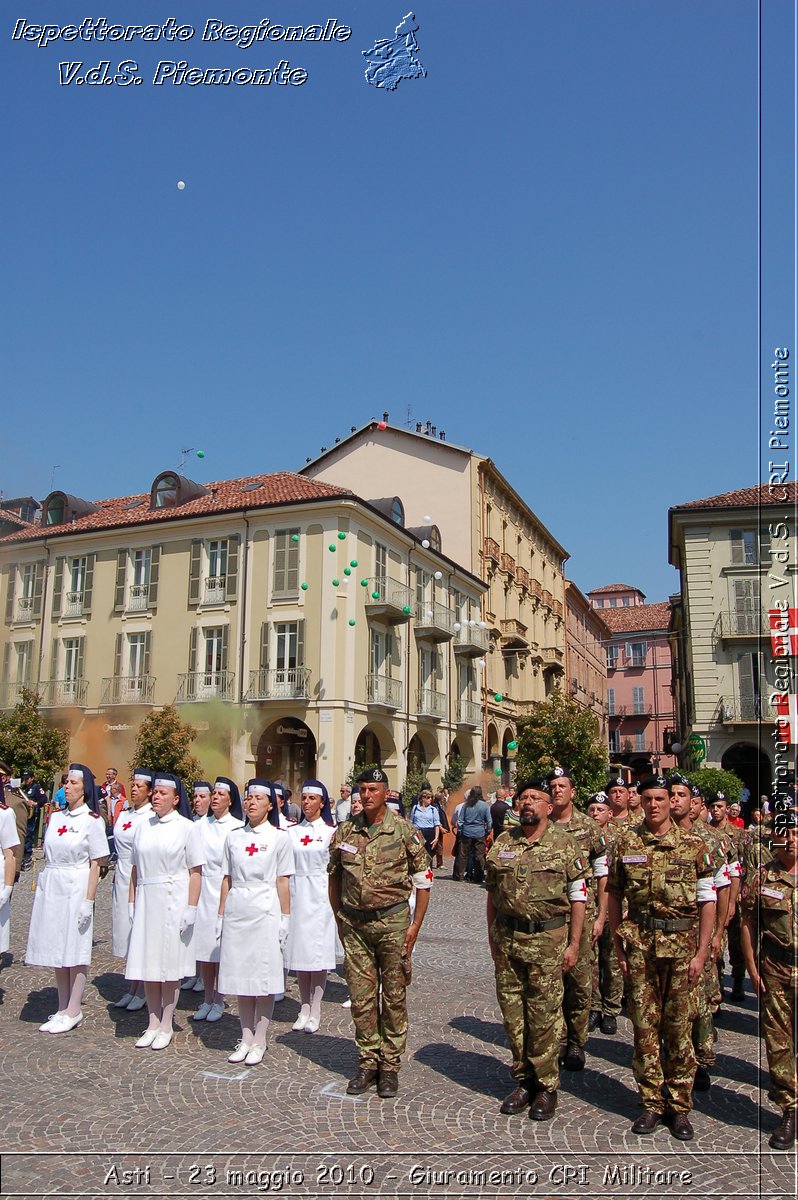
[177,181,186,190]
[434,571,443,580]
[477,659,486,669]
[421,539,430,549]
[479,621,487,629]
[453,622,461,632]
[423,514,432,523]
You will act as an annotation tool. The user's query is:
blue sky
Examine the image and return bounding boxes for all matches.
[4,1,794,602]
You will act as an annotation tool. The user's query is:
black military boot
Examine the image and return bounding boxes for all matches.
[346,1067,378,1094]
[769,1111,796,1150]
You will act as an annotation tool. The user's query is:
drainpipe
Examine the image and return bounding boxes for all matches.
[238,514,251,705]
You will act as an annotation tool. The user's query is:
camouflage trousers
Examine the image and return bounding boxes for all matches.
[689,953,717,1067]
[591,923,624,1017]
[626,947,696,1114]
[493,931,565,1092]
[718,910,745,988]
[340,910,410,1071]
[562,908,592,1047]
[761,966,798,1112]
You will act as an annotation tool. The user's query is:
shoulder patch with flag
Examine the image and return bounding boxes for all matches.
[574,855,586,871]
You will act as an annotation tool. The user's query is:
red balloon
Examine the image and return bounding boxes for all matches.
[377,421,387,430]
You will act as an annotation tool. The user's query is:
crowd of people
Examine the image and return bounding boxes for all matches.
[0,758,794,1144]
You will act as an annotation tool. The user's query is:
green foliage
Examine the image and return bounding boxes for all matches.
[0,688,69,792]
[346,760,380,788]
[129,705,203,785]
[441,752,466,794]
[677,766,744,805]
[515,690,608,805]
[403,762,430,802]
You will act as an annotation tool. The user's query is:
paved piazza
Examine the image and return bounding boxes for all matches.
[0,858,794,1199]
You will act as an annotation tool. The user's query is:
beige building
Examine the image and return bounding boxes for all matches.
[668,483,798,798]
[564,581,610,743]
[301,419,569,777]
[0,470,485,792]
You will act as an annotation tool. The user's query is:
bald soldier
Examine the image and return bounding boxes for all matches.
[328,768,432,1098]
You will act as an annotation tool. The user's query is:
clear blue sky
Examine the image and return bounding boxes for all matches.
[4,1,794,602]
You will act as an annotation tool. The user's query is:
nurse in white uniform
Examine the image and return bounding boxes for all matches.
[181,780,213,994]
[285,779,336,1033]
[111,767,154,1011]
[26,763,110,1034]
[218,779,294,1066]
[126,773,204,1051]
[0,795,21,957]
[191,776,244,1024]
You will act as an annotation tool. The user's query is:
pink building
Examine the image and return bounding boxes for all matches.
[588,584,676,779]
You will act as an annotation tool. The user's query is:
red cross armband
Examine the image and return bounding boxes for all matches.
[412,867,434,890]
[568,879,588,902]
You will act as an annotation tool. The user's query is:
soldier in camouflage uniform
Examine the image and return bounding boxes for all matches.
[608,775,716,1141]
[327,768,432,1099]
[741,810,798,1150]
[668,775,732,1090]
[485,778,587,1120]
[709,791,746,1002]
[546,768,607,1068]
[587,780,630,1034]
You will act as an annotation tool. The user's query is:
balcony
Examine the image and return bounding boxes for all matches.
[541,646,564,670]
[453,620,490,656]
[719,696,766,724]
[552,599,563,619]
[203,576,227,606]
[364,577,413,623]
[0,682,28,709]
[630,705,654,717]
[715,610,769,641]
[13,596,34,623]
[414,600,455,642]
[457,698,482,728]
[542,589,554,609]
[127,584,150,612]
[515,565,530,591]
[500,552,516,576]
[417,687,446,720]
[62,590,84,619]
[483,537,500,566]
[38,678,88,707]
[176,671,235,703]
[500,618,529,651]
[246,667,311,701]
[101,675,156,706]
[608,705,628,719]
[367,673,403,710]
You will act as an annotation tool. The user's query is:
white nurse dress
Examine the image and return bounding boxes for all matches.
[284,818,337,972]
[192,811,244,963]
[110,802,152,958]
[0,804,20,953]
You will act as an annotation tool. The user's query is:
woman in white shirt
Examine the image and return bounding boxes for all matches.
[111,767,154,1011]
[26,763,109,1034]
[191,776,244,1023]
[285,780,337,1033]
[126,773,204,1051]
[218,779,294,1065]
[0,793,20,957]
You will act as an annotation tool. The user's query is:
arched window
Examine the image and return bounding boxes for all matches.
[43,495,65,526]
[391,497,404,526]
[153,474,178,509]
[428,525,441,552]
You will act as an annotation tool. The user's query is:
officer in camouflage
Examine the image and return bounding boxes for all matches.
[709,790,746,1002]
[546,767,608,1069]
[740,807,798,1150]
[485,777,587,1121]
[608,774,716,1141]
[328,767,432,1099]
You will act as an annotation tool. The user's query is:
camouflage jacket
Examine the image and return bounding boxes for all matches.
[741,857,798,974]
[486,822,587,924]
[327,807,431,911]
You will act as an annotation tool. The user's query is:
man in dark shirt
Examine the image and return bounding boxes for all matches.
[491,787,512,838]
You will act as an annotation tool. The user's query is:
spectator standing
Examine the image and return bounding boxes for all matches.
[410,787,441,860]
[453,787,491,884]
[21,771,48,865]
[432,792,450,868]
[52,775,68,812]
[335,784,352,825]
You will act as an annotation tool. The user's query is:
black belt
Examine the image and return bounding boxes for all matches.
[499,913,567,934]
[762,934,798,967]
[629,913,694,933]
[341,901,407,923]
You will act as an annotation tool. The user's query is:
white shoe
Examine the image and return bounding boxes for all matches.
[114,992,134,1008]
[47,1012,83,1034]
[192,979,205,992]
[135,1029,158,1048]
[191,1002,212,1021]
[292,1010,310,1031]
[244,1043,266,1065]
[342,998,352,1009]
[126,995,146,1011]
[304,1015,320,1034]
[151,1029,173,1050]
[39,1012,65,1032]
[205,1002,224,1023]
[228,1040,252,1063]
[180,976,198,991]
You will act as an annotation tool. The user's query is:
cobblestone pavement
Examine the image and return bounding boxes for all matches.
[0,859,794,1199]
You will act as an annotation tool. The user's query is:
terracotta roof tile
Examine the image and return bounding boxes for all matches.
[588,583,639,595]
[0,473,352,545]
[600,601,672,634]
[672,482,798,511]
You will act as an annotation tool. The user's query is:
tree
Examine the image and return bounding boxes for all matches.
[680,766,743,806]
[441,752,466,794]
[129,705,203,784]
[0,689,69,792]
[403,762,430,802]
[515,691,608,804]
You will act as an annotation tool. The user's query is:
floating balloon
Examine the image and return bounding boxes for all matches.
[196,450,205,459]
[337,532,346,540]
[507,740,518,751]
[328,544,336,552]
[372,590,381,600]
[421,539,430,549]
[494,693,503,703]
[350,560,358,568]
[494,766,502,776]
[332,578,340,587]
[177,181,186,190]
[477,659,486,668]
[402,604,412,615]
[291,534,299,543]
[300,582,309,591]
[348,618,356,626]
[377,421,387,430]
[434,571,443,580]
[344,568,352,576]
[423,515,432,523]
[360,579,368,587]
[479,621,487,629]
[453,622,461,632]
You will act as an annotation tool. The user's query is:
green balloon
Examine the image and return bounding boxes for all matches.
[300,582,309,591]
[360,579,368,587]
[494,693,503,703]
[332,578,340,587]
[350,560,358,568]
[328,544,336,552]
[196,450,205,459]
[494,766,502,776]
[343,567,352,576]
[372,590,380,600]
[291,534,299,543]
[348,618,356,627]
[337,531,346,540]
[402,605,412,615]
[507,739,518,750]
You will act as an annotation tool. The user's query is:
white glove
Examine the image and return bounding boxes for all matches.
[180,905,198,934]
[0,884,12,906]
[215,915,224,941]
[128,902,135,923]
[77,899,94,934]
[278,913,290,951]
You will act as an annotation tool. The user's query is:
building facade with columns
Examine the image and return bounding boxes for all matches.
[0,470,485,792]
[301,419,569,780]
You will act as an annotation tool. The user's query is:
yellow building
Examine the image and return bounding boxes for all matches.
[301,419,569,777]
[0,470,485,792]
[564,580,610,743]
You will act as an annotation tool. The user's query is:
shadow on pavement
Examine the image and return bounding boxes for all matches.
[449,1013,507,1047]
[413,1042,508,1099]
